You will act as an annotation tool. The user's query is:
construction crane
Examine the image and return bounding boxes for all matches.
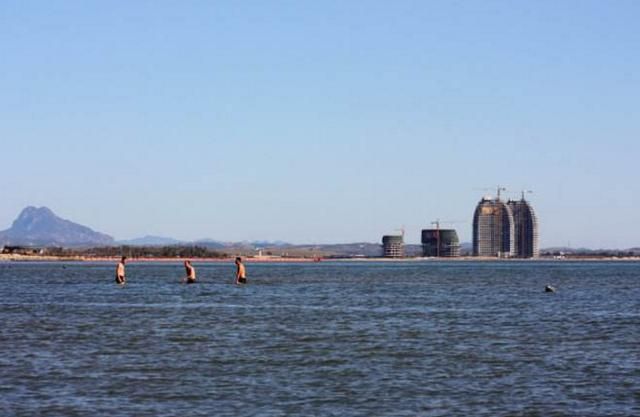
[392,226,405,237]
[504,189,533,202]
[430,219,464,257]
[431,220,442,257]
[473,185,508,200]
[430,219,464,230]
[520,189,533,200]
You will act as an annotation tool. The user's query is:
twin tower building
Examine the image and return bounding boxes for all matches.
[472,192,539,258]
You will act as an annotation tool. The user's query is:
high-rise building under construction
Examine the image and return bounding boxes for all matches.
[382,234,404,258]
[421,229,461,257]
[472,197,515,257]
[508,197,539,258]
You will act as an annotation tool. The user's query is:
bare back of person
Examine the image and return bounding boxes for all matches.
[235,257,246,284]
[183,261,196,284]
[115,257,126,285]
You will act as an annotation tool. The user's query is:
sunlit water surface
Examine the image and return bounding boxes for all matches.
[0,261,638,416]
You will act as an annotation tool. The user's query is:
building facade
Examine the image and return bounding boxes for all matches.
[382,235,404,258]
[508,198,539,258]
[421,229,460,257]
[472,197,515,257]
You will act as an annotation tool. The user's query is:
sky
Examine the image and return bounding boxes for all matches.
[1,1,639,248]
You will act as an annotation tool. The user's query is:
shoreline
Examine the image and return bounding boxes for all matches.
[0,254,319,263]
[2,254,640,263]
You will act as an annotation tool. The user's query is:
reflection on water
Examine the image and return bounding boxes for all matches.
[0,261,639,416]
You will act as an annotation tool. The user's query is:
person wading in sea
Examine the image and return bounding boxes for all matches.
[181,260,196,284]
[235,257,247,285]
[115,256,126,286]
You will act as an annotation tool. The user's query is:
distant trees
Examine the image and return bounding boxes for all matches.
[539,249,637,258]
[46,245,227,259]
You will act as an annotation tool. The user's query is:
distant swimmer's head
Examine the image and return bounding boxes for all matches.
[121,256,127,264]
[235,257,242,264]
[184,260,191,266]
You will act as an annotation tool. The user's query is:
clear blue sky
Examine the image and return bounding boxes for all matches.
[1,1,639,248]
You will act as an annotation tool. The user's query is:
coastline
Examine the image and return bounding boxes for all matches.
[0,254,320,263]
[2,254,640,263]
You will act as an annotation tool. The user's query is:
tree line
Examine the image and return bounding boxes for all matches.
[44,245,228,258]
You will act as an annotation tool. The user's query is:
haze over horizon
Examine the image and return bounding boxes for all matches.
[2,1,639,248]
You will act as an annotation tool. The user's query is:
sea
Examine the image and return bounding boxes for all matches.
[0,261,638,416]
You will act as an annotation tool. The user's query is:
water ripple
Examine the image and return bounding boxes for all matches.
[0,261,639,416]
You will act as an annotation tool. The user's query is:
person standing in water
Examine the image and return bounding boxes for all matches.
[235,257,246,284]
[115,256,126,285]
[182,260,196,284]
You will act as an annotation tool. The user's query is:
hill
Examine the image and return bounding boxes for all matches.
[0,206,114,247]
[117,235,184,246]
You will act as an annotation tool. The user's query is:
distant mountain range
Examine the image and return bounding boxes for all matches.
[116,235,185,246]
[0,206,114,247]
[0,207,296,249]
[2,206,636,255]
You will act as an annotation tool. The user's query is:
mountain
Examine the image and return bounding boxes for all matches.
[540,246,593,253]
[250,240,290,247]
[192,239,229,249]
[276,242,384,257]
[0,206,114,247]
[117,235,184,246]
[112,237,292,249]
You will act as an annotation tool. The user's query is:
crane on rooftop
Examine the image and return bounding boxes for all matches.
[430,219,464,257]
[520,189,533,200]
[474,186,508,200]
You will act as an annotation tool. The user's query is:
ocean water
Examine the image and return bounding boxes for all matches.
[0,261,638,416]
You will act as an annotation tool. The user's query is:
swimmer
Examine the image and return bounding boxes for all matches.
[115,256,126,286]
[181,260,196,284]
[235,257,246,285]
